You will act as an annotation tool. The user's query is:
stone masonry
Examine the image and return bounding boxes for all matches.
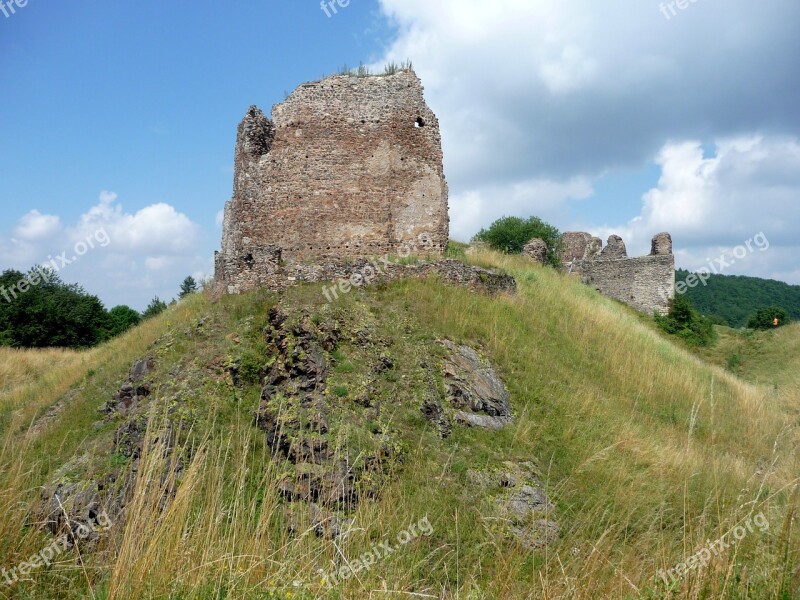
[215,69,449,293]
[560,232,675,315]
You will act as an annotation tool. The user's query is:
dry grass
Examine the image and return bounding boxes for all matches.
[0,254,798,599]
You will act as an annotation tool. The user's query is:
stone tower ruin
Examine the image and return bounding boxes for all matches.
[215,69,449,293]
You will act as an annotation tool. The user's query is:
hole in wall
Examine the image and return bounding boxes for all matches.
[415,117,425,128]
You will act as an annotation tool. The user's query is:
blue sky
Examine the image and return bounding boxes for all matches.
[1,0,799,310]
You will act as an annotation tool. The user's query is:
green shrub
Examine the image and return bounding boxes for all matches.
[655,294,717,347]
[472,216,561,266]
[746,306,791,330]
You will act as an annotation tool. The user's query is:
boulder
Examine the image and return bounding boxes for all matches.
[440,340,514,430]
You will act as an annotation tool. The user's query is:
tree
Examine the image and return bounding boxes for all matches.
[0,267,111,348]
[179,276,198,299]
[108,305,142,337]
[142,297,168,319]
[747,306,791,330]
[472,216,562,266]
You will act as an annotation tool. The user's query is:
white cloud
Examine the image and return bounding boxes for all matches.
[450,177,593,241]
[0,191,209,311]
[216,209,225,228]
[13,210,61,241]
[606,136,800,283]
[373,0,800,283]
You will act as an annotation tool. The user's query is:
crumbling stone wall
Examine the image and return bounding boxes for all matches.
[561,232,674,315]
[215,69,449,293]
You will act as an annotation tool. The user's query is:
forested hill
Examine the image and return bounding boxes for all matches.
[677,268,800,327]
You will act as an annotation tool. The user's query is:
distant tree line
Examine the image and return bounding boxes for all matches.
[677,269,800,327]
[0,269,201,349]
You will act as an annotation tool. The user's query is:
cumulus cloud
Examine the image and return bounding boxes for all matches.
[13,210,61,241]
[373,0,800,282]
[599,136,800,283]
[0,191,209,310]
[450,177,593,241]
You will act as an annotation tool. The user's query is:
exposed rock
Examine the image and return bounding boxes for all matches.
[440,340,514,430]
[522,238,549,265]
[453,411,512,430]
[600,234,627,258]
[103,357,156,416]
[499,484,556,521]
[650,232,673,256]
[466,461,559,550]
[254,304,404,510]
[130,356,156,382]
[422,395,452,438]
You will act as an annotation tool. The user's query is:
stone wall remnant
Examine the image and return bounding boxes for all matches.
[522,238,549,265]
[560,232,675,315]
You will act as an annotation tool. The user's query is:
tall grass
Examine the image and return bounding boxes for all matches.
[0,254,797,598]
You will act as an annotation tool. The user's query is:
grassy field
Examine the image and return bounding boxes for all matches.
[0,249,797,599]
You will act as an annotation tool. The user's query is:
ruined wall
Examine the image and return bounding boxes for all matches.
[215,69,449,292]
[561,232,675,315]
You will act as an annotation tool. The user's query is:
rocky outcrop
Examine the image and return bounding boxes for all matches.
[469,461,560,550]
[254,306,404,522]
[102,356,155,416]
[422,340,514,434]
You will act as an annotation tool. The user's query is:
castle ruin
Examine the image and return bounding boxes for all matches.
[215,69,449,293]
[559,232,675,315]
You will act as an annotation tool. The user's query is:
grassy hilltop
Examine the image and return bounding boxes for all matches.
[0,248,797,599]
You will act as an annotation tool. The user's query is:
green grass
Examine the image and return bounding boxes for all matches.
[0,250,797,599]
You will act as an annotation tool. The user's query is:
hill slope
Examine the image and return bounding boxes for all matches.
[1,250,798,599]
[678,268,800,327]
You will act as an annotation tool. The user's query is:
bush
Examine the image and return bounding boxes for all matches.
[472,216,561,266]
[655,294,717,347]
[746,306,791,330]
